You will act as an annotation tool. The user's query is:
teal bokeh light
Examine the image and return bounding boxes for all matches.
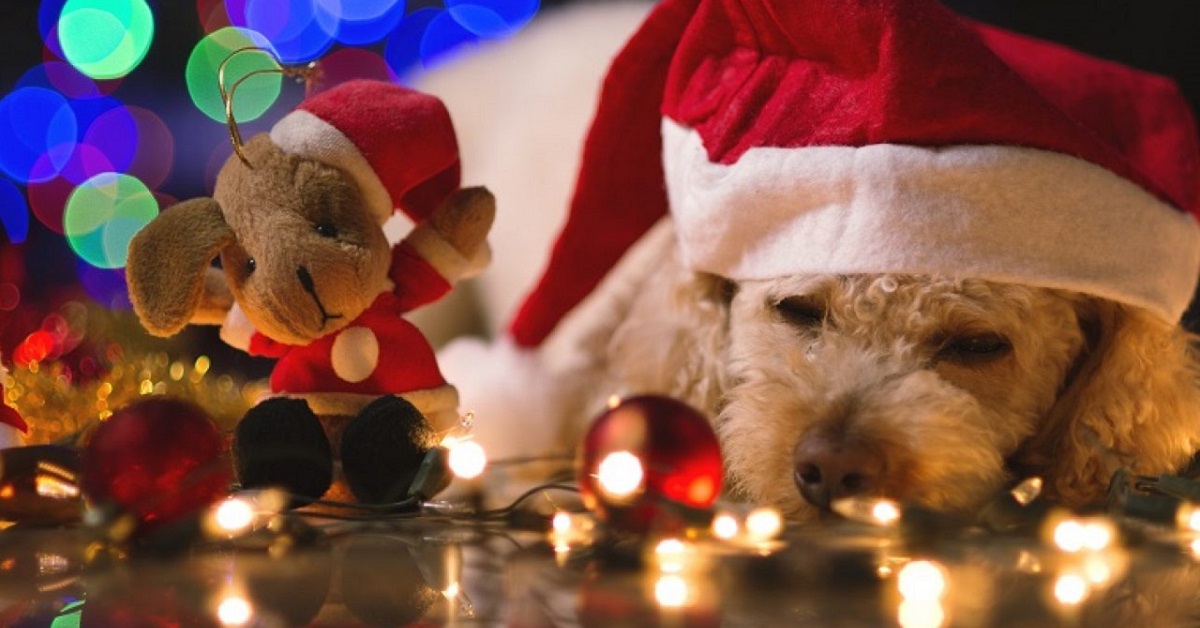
[64,172,158,269]
[186,27,282,123]
[58,0,155,80]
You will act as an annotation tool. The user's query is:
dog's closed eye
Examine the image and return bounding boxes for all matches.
[937,333,1011,363]
[774,296,826,329]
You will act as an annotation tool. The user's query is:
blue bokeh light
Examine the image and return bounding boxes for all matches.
[383,8,440,81]
[0,87,78,184]
[419,10,481,70]
[231,0,338,63]
[331,0,407,46]
[0,179,30,244]
[447,0,539,38]
[81,103,139,177]
[37,0,69,58]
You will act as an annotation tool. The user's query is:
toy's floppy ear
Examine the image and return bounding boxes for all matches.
[127,198,235,337]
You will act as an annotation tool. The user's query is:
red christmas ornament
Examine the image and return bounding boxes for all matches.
[82,397,231,533]
[578,395,722,534]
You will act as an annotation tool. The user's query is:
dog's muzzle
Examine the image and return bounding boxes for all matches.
[793,432,885,510]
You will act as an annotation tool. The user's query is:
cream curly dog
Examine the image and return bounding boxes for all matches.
[428,1,1200,519]
[492,217,1199,517]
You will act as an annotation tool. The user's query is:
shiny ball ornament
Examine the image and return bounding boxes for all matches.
[82,397,231,534]
[578,395,722,534]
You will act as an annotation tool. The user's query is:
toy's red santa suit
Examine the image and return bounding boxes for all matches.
[0,359,28,448]
[220,81,484,429]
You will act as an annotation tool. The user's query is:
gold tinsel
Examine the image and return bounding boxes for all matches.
[3,352,266,445]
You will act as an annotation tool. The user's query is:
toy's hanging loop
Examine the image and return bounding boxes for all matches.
[217,47,319,168]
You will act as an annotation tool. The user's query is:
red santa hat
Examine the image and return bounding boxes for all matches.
[507,0,1200,347]
[268,79,461,225]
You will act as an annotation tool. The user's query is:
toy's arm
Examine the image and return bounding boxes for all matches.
[388,241,454,311]
[390,186,496,311]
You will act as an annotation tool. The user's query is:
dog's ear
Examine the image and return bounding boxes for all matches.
[606,250,732,413]
[1025,300,1200,505]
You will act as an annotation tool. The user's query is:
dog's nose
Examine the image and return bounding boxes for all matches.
[793,435,884,510]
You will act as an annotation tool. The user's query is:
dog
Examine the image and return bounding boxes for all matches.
[423,1,1200,519]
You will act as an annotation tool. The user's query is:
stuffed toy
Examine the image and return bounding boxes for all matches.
[126,80,494,505]
[0,357,28,448]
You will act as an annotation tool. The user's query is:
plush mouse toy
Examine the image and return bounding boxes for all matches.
[126,80,494,505]
[0,357,28,448]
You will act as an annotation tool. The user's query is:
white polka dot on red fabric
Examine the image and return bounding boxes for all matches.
[330,326,379,383]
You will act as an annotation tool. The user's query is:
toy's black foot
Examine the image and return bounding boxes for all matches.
[341,396,434,504]
[234,397,332,507]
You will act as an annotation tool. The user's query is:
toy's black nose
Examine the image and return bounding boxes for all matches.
[297,265,315,292]
[793,433,884,510]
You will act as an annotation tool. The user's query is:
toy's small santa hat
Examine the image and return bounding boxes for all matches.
[508,0,1200,347]
[268,80,461,225]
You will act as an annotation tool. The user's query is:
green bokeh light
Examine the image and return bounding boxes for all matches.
[65,172,158,269]
[186,27,282,123]
[59,0,155,80]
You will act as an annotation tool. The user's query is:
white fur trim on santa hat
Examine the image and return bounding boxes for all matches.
[663,120,1200,322]
[270,110,394,224]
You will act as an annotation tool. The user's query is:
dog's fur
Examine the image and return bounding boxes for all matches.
[425,2,1200,518]
[553,220,1200,516]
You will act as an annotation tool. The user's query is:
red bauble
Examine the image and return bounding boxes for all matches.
[82,397,231,533]
[578,395,723,534]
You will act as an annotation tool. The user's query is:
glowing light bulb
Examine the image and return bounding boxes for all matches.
[654,574,689,609]
[897,599,946,628]
[552,511,572,534]
[1052,519,1086,553]
[831,497,902,526]
[744,507,783,542]
[1178,503,1200,531]
[1080,520,1115,551]
[1081,553,1113,585]
[711,513,739,540]
[596,451,644,499]
[448,439,487,479]
[217,595,253,626]
[897,561,947,602]
[1010,476,1043,505]
[655,538,689,574]
[1053,573,1088,605]
[1051,517,1116,553]
[871,500,902,525]
[214,498,255,535]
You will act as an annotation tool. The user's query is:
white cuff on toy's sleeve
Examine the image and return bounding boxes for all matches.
[220,303,255,352]
[405,224,475,283]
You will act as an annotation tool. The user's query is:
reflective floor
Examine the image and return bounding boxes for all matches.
[2,507,1199,627]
